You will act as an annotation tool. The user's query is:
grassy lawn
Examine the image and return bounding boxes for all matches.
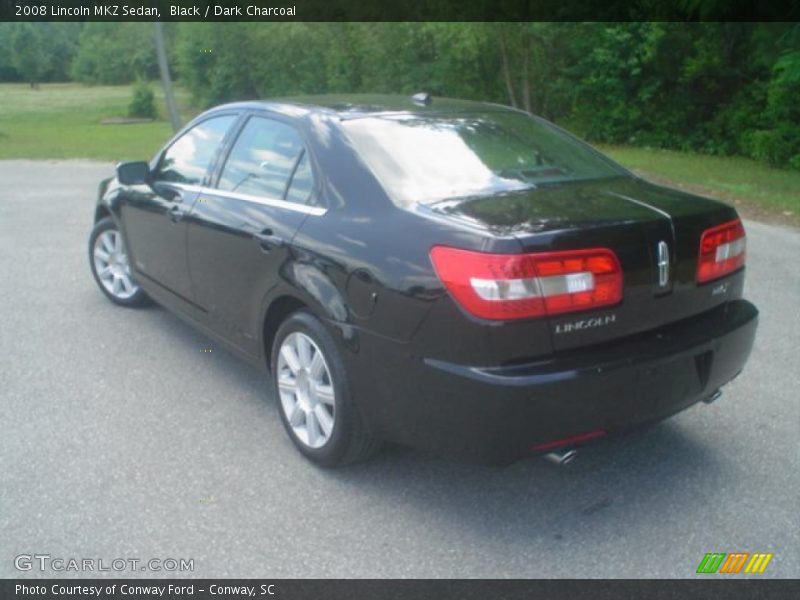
[0,83,797,225]
[602,145,800,224]
[0,82,195,162]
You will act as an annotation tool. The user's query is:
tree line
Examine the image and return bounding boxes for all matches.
[0,22,798,169]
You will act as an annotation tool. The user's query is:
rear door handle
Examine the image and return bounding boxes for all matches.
[253,229,285,251]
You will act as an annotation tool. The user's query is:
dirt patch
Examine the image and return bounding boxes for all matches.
[633,169,799,229]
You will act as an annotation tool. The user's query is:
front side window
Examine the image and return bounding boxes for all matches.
[155,115,236,185]
[341,111,626,206]
[218,116,312,203]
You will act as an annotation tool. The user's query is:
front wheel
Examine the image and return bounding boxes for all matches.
[88,217,150,307]
[271,310,380,467]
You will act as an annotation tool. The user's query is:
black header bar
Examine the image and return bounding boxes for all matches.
[1,0,798,22]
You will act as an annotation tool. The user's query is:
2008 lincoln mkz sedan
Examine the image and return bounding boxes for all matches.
[89,94,758,466]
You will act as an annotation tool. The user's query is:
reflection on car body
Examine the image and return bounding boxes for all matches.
[89,94,758,466]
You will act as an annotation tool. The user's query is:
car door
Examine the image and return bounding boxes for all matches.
[121,114,238,302]
[185,113,322,356]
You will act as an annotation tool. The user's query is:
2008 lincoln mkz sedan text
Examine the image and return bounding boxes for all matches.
[88,94,758,466]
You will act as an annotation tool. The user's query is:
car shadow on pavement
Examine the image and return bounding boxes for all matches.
[324,418,724,546]
[137,302,727,547]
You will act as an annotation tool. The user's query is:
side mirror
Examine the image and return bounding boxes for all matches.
[116,161,150,186]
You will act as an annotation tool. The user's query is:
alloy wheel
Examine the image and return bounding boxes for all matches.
[276,332,336,449]
[93,229,139,300]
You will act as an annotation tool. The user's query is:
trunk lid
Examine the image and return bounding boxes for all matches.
[429,176,740,350]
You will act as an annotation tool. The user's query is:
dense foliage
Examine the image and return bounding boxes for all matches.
[0,22,797,168]
[70,23,160,85]
[0,23,79,85]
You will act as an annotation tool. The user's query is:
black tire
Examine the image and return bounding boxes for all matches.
[88,217,151,307]
[271,310,380,467]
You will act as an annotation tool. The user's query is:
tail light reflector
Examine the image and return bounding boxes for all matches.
[531,429,608,452]
[429,246,622,320]
[697,218,746,283]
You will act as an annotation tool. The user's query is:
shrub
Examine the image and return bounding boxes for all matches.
[748,128,800,169]
[128,79,156,119]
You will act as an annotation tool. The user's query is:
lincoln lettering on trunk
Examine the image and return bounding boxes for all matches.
[555,314,617,334]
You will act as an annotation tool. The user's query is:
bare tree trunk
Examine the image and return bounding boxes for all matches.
[499,34,518,109]
[154,22,181,133]
[521,29,531,113]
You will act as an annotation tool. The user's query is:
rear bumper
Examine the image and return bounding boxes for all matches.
[346,300,758,464]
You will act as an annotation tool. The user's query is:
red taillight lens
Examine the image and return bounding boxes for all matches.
[697,218,746,284]
[429,246,622,321]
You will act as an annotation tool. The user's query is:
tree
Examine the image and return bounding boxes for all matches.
[10,24,47,88]
[0,23,80,84]
[0,24,16,81]
[71,23,158,85]
[2,21,795,167]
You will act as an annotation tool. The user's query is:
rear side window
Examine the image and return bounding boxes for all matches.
[285,152,314,205]
[155,115,236,185]
[218,116,313,204]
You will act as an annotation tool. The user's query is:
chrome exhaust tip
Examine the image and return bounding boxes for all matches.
[703,389,722,404]
[544,448,577,467]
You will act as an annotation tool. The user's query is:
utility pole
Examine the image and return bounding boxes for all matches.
[154,21,181,132]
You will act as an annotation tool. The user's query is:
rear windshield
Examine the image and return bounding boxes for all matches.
[341,111,626,206]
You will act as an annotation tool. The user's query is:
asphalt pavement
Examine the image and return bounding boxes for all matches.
[1,160,797,578]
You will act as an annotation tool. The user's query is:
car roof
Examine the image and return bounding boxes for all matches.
[207,94,514,120]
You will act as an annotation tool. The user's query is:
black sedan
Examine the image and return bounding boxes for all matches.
[89,94,758,466]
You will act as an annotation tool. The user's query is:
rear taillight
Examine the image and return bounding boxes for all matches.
[697,218,746,284]
[429,246,622,321]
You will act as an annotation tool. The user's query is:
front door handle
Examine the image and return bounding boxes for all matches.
[253,229,285,251]
[168,204,186,223]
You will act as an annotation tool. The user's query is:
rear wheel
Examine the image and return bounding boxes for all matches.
[89,217,150,307]
[271,310,380,466]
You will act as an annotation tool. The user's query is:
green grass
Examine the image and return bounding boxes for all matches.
[601,145,800,218]
[0,83,797,222]
[0,82,195,161]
